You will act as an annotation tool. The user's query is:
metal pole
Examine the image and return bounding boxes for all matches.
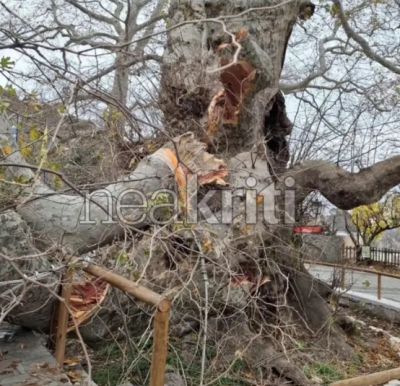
[377,274,382,300]
[341,267,346,291]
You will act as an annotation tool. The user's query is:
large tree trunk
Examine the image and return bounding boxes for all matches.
[159,0,354,371]
[161,0,296,160]
[111,52,130,110]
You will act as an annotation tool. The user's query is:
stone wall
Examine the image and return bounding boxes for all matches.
[301,234,344,263]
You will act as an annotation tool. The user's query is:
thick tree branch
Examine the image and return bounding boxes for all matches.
[0,113,227,253]
[287,155,400,210]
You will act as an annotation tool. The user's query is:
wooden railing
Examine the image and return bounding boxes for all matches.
[53,260,400,386]
[342,246,400,266]
[306,260,400,385]
[53,263,171,386]
[305,260,400,300]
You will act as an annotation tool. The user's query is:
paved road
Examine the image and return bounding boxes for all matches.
[306,264,400,386]
[0,325,96,386]
[0,327,73,386]
[306,264,400,304]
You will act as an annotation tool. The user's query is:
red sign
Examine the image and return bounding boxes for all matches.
[293,226,323,234]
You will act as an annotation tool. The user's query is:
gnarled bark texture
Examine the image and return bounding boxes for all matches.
[161,0,298,159]
[0,211,58,331]
[287,157,400,209]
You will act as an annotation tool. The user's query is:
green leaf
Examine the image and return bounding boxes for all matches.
[117,252,128,263]
[0,57,15,69]
[6,85,15,96]
[1,145,12,155]
[46,162,61,171]
[54,176,63,189]
[0,100,10,112]
[13,175,32,184]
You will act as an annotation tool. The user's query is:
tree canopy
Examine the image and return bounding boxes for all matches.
[351,193,400,246]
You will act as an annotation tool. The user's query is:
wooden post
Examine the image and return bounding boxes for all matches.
[82,264,171,386]
[150,299,171,386]
[341,267,346,291]
[377,274,382,300]
[54,268,74,366]
[331,366,400,386]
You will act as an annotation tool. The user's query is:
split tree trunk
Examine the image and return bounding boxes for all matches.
[161,0,297,160]
[159,0,356,371]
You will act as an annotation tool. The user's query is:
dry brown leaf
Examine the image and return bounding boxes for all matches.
[63,357,82,367]
[244,371,254,379]
[68,370,83,381]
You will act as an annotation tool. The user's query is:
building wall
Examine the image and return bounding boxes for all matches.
[342,235,356,248]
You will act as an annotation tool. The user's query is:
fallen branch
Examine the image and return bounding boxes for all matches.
[331,366,400,386]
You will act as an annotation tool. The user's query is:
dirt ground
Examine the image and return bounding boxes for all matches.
[61,302,400,386]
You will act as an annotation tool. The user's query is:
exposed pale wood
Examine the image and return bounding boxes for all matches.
[54,268,74,366]
[149,299,171,386]
[83,264,163,307]
[66,281,110,333]
[331,366,400,386]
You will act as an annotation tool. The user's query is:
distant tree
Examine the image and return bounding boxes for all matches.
[0,0,167,144]
[351,194,400,247]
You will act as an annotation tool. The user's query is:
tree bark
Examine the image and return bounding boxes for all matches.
[286,157,400,210]
[161,0,299,158]
[0,211,58,331]
[111,52,130,110]
[4,135,225,253]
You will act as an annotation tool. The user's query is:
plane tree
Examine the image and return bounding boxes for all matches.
[1,0,400,384]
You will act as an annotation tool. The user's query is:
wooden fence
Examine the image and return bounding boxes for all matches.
[305,260,400,385]
[342,246,400,266]
[54,263,171,386]
[304,259,400,300]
